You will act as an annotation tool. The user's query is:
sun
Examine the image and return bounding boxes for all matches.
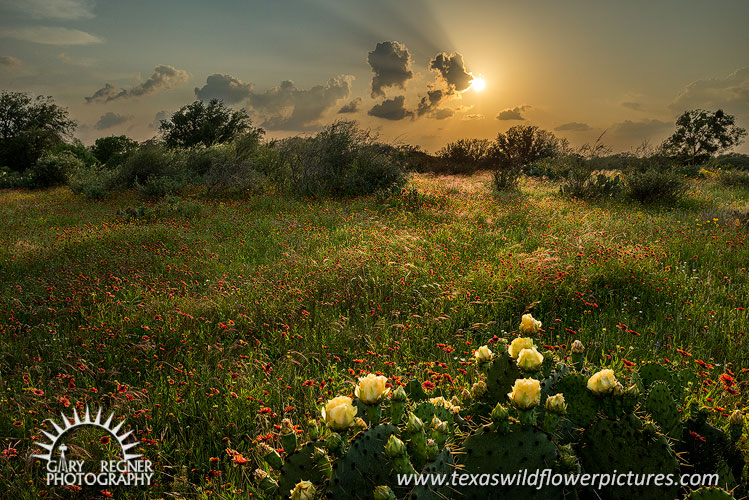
[470,76,486,92]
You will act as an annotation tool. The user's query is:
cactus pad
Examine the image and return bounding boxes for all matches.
[413,401,454,428]
[554,373,599,427]
[485,351,523,404]
[278,443,329,494]
[579,414,679,500]
[405,380,429,401]
[411,446,456,500]
[643,380,682,439]
[457,425,561,500]
[683,486,736,500]
[638,362,682,399]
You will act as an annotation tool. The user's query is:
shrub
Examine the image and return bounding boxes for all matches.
[134,174,185,200]
[28,151,83,188]
[626,168,686,203]
[68,163,120,199]
[117,143,185,188]
[437,138,490,174]
[559,156,623,199]
[719,169,749,188]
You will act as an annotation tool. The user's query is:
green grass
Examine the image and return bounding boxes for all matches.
[0,173,747,498]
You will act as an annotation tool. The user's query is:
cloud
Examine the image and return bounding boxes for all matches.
[670,66,749,116]
[0,26,102,45]
[555,122,592,132]
[0,0,95,20]
[150,110,169,129]
[248,75,353,130]
[367,96,413,121]
[433,108,454,120]
[0,55,21,67]
[621,101,644,111]
[85,65,190,103]
[94,111,131,130]
[416,89,446,117]
[194,73,253,104]
[338,97,361,114]
[496,105,530,121]
[429,52,472,93]
[367,41,413,98]
[462,114,484,120]
[607,118,673,147]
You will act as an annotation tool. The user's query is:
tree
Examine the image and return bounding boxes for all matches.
[159,99,257,148]
[90,135,139,164]
[0,91,77,171]
[488,125,562,189]
[661,109,747,165]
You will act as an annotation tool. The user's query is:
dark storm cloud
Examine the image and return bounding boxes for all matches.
[555,122,592,132]
[94,111,130,130]
[496,105,530,121]
[194,73,253,104]
[416,88,446,117]
[248,75,353,130]
[429,52,472,93]
[367,95,413,121]
[338,97,361,114]
[367,41,413,98]
[85,64,189,103]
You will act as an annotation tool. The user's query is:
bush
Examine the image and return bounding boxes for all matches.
[719,169,749,188]
[117,143,186,187]
[437,138,490,174]
[279,121,406,197]
[134,174,185,200]
[626,168,686,203]
[491,168,522,191]
[559,156,623,199]
[68,163,120,199]
[28,151,83,188]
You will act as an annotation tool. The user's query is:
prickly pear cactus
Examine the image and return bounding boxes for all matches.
[457,425,561,500]
[683,486,737,500]
[411,447,455,500]
[643,380,682,439]
[413,401,454,428]
[405,380,429,401]
[639,362,682,400]
[485,351,523,404]
[277,443,329,494]
[328,424,408,499]
[554,373,599,427]
[679,417,745,492]
[579,414,679,500]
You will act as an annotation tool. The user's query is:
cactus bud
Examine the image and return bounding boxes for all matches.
[254,469,279,495]
[625,384,640,398]
[384,435,407,458]
[643,421,657,436]
[307,420,319,440]
[426,438,439,461]
[280,418,297,454]
[545,393,567,415]
[257,443,283,470]
[571,340,584,353]
[325,432,343,454]
[280,418,294,434]
[392,385,407,402]
[461,388,471,401]
[374,485,397,500]
[290,480,316,500]
[612,382,625,397]
[729,410,744,442]
[570,340,585,371]
[471,380,487,399]
[450,396,461,408]
[405,412,424,433]
[491,403,509,422]
[729,410,744,426]
[432,416,448,434]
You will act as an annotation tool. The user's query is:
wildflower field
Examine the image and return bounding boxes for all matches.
[1,172,747,499]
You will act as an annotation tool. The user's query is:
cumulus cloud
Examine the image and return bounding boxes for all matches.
[85,65,189,103]
[416,88,446,117]
[555,122,592,132]
[607,118,672,148]
[0,26,102,45]
[248,75,353,130]
[496,105,530,121]
[670,66,749,116]
[367,41,413,97]
[94,111,131,130]
[338,97,361,114]
[462,114,484,120]
[433,108,454,120]
[194,73,253,104]
[0,0,95,20]
[0,55,21,66]
[150,110,169,129]
[429,52,472,93]
[367,96,413,121]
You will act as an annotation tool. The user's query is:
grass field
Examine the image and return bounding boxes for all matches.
[1,172,747,498]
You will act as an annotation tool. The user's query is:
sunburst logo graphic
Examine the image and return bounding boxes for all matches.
[33,406,153,487]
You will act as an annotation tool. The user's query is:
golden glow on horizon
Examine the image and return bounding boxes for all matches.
[470,76,486,92]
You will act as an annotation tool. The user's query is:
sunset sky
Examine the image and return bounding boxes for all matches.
[1,0,748,153]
